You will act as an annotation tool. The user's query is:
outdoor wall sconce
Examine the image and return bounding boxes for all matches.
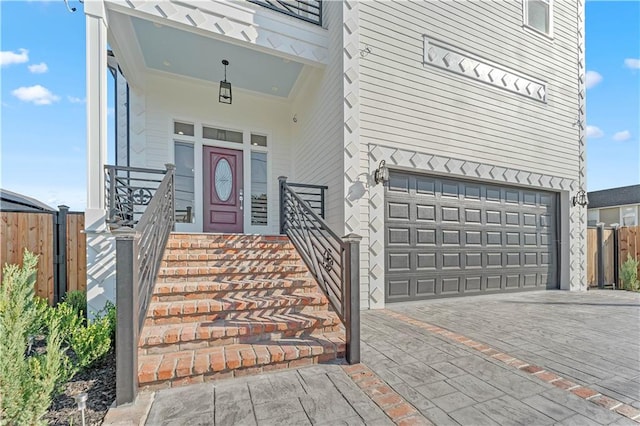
[374,160,389,185]
[219,59,232,104]
[572,189,589,207]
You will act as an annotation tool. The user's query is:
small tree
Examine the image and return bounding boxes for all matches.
[620,254,639,292]
[0,251,68,425]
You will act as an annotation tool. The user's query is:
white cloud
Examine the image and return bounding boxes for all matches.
[11,85,60,105]
[624,58,640,69]
[28,62,48,74]
[67,96,86,104]
[1,48,29,66]
[586,125,604,139]
[585,71,602,89]
[612,130,631,141]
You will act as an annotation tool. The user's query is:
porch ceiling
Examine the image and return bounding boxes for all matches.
[131,17,304,98]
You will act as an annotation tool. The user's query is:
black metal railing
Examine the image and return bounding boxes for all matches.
[105,165,168,228]
[114,164,175,406]
[248,0,322,26]
[279,176,360,364]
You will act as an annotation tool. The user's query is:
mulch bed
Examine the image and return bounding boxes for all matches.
[44,350,116,426]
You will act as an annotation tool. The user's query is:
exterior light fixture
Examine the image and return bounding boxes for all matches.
[74,392,88,426]
[219,59,232,104]
[374,160,389,185]
[572,189,588,207]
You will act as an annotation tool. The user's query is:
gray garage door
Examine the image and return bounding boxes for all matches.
[385,172,558,302]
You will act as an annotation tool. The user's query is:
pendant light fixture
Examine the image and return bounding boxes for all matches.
[219,59,232,104]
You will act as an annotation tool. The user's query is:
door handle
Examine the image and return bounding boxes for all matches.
[239,189,244,210]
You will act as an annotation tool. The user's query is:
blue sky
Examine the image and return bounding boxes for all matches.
[1,1,639,211]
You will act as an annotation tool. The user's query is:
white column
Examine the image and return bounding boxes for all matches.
[86,10,107,215]
[85,5,116,316]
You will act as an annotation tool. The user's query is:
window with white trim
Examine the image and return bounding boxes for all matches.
[524,0,552,36]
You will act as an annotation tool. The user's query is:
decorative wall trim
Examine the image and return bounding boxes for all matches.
[366,143,580,306]
[423,35,547,103]
[570,0,587,291]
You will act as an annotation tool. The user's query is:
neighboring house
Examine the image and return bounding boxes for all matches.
[84,0,587,311]
[1,188,55,213]
[587,185,640,227]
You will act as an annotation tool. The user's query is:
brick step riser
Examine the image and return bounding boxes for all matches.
[152,287,317,302]
[161,259,304,268]
[147,296,329,319]
[139,326,344,355]
[144,305,330,326]
[158,272,311,283]
[153,278,317,295]
[165,242,296,250]
[159,265,308,276]
[163,246,297,254]
[169,234,289,242]
[138,349,346,390]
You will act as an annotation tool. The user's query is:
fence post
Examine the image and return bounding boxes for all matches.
[597,223,605,289]
[115,231,139,406]
[613,225,620,289]
[343,233,362,364]
[55,205,69,304]
[279,176,287,234]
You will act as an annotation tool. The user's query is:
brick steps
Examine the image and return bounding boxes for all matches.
[138,233,346,389]
[145,293,330,325]
[157,265,310,282]
[138,332,346,389]
[161,256,301,268]
[151,278,318,302]
[139,311,343,354]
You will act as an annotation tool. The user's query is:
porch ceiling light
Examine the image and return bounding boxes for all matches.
[219,59,232,104]
[374,160,389,185]
[572,188,589,207]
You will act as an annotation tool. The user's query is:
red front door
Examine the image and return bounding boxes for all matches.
[203,146,243,233]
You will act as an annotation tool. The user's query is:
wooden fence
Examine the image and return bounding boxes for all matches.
[587,225,640,288]
[0,209,86,304]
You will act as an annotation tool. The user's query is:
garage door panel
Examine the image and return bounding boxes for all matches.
[385,172,558,302]
[388,202,410,220]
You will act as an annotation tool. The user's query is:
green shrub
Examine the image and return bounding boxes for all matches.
[0,250,69,425]
[102,300,117,342]
[70,315,112,369]
[620,254,639,291]
[63,290,87,320]
[52,301,84,344]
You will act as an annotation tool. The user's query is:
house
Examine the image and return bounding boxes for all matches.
[83,0,587,403]
[1,188,56,213]
[587,185,640,227]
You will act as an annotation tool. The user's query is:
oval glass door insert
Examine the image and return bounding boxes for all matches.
[214,158,233,201]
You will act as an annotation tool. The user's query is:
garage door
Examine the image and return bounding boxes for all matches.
[385,172,558,302]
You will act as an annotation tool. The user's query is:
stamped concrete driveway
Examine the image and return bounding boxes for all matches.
[362,289,640,425]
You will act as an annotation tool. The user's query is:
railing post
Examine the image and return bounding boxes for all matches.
[279,176,288,234]
[597,223,605,289]
[320,187,326,220]
[165,164,176,231]
[613,224,620,289]
[115,231,140,406]
[342,233,361,364]
[107,166,116,222]
[56,205,69,304]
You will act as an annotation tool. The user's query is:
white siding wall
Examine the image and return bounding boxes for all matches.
[358,0,583,306]
[291,1,345,232]
[130,73,293,234]
[359,0,579,178]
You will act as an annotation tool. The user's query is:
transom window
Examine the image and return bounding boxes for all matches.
[524,0,552,37]
[203,126,243,143]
